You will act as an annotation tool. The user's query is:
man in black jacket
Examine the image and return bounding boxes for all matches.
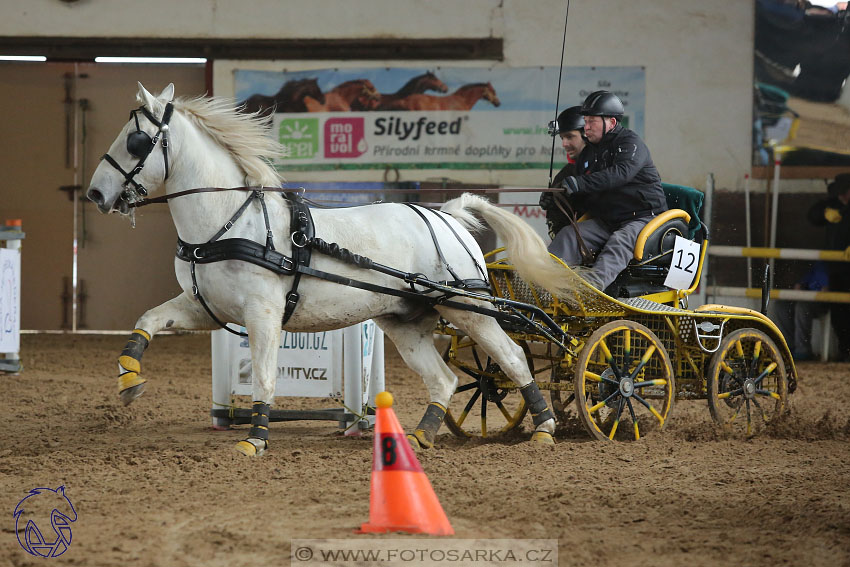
[548,90,667,291]
[539,106,586,239]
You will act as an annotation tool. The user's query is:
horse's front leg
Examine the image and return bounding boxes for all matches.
[233,305,282,457]
[117,292,216,405]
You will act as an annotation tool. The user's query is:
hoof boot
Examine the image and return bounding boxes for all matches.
[235,438,267,457]
[530,431,555,446]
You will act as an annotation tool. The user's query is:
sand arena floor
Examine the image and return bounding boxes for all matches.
[1,333,849,566]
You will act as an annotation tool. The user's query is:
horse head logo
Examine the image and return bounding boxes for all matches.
[13,486,77,558]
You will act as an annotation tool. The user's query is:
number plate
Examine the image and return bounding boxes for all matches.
[664,236,701,290]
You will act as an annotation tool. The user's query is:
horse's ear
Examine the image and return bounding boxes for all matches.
[159,83,175,103]
[136,82,158,108]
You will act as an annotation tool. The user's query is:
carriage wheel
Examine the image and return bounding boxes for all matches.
[574,320,675,442]
[442,337,534,438]
[707,328,787,436]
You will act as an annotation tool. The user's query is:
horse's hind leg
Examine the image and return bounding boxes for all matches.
[375,314,456,449]
[438,306,556,445]
[118,292,216,406]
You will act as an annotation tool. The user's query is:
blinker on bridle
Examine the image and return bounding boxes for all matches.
[101,102,174,203]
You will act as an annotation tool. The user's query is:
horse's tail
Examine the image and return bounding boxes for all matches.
[441,193,575,297]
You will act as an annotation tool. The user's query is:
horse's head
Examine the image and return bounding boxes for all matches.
[423,71,449,93]
[87,82,176,215]
[483,82,501,107]
[279,78,325,106]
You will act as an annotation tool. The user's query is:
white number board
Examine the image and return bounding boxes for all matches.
[664,236,701,290]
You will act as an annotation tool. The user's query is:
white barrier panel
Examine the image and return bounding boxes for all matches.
[211,321,385,432]
[0,247,21,354]
[0,222,23,374]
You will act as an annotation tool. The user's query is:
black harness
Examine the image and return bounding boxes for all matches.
[172,189,496,339]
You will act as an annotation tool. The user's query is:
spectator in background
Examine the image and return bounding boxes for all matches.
[807,173,850,361]
[775,261,829,360]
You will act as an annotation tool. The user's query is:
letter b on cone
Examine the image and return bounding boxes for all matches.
[358,392,454,535]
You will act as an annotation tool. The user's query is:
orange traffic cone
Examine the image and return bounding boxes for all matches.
[357,392,454,535]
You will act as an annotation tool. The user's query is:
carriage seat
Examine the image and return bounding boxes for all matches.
[604,184,706,298]
[633,209,691,263]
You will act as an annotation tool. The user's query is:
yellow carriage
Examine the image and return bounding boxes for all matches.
[437,186,796,441]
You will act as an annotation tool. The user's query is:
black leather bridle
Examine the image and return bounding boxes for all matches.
[101,103,174,205]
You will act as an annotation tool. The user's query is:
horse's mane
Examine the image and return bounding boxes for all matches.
[173,95,284,186]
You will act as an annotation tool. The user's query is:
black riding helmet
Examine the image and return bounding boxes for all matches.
[580,90,625,117]
[580,90,624,139]
[547,106,584,136]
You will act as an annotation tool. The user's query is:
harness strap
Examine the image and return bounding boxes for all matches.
[420,206,488,281]
[189,260,247,337]
[207,192,259,244]
[282,194,314,326]
[403,203,464,285]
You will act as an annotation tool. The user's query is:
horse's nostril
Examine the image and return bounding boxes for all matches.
[87,188,104,206]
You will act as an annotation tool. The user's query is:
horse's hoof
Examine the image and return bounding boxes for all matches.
[118,372,146,406]
[530,431,555,446]
[234,438,267,457]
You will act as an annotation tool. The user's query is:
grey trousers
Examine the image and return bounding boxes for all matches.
[547,217,651,290]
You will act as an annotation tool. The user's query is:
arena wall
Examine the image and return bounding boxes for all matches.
[0,0,784,329]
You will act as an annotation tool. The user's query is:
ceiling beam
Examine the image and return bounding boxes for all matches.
[0,36,503,61]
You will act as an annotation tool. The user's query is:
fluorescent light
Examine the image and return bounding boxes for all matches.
[0,55,47,62]
[95,56,207,64]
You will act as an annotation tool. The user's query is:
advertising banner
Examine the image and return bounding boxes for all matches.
[234,66,645,171]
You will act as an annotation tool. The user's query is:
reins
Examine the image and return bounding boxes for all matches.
[128,185,291,208]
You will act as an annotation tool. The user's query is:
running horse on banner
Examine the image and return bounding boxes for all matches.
[86,82,569,456]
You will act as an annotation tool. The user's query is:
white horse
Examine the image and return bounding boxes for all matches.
[87,82,571,456]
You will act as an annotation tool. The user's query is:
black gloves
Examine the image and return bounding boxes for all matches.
[539,191,554,210]
[561,176,580,195]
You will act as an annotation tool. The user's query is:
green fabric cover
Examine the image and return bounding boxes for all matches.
[662,183,704,238]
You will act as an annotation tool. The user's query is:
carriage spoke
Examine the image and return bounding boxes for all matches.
[623,329,632,373]
[632,393,665,426]
[753,362,778,386]
[734,339,744,358]
[608,397,626,440]
[746,399,753,436]
[598,339,623,379]
[750,340,762,375]
[588,390,620,415]
[496,400,513,421]
[717,387,744,400]
[726,399,744,424]
[584,370,603,382]
[480,395,487,438]
[756,389,781,400]
[632,378,667,388]
[627,344,657,381]
[626,398,639,440]
[455,389,482,427]
[456,381,480,393]
[751,396,770,423]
